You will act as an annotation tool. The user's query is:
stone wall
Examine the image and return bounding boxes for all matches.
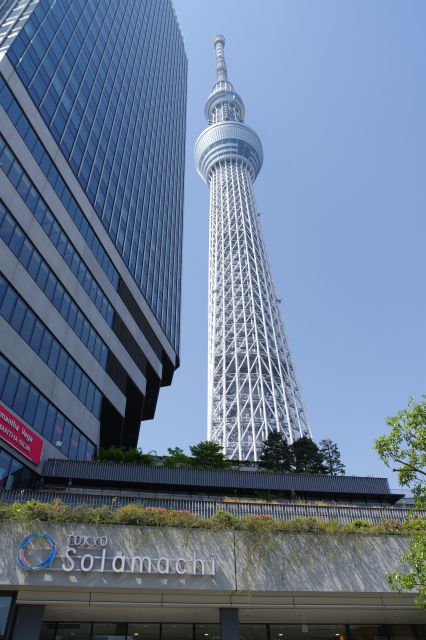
[0,522,413,596]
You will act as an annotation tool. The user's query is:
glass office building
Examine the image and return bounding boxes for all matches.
[0,0,187,481]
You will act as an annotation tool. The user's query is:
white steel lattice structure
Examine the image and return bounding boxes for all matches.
[195,36,312,460]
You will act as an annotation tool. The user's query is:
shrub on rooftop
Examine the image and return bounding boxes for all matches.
[208,509,239,529]
[371,520,404,535]
[346,518,373,532]
[162,509,203,528]
[0,500,420,534]
[114,504,150,525]
[72,505,115,524]
[275,516,328,533]
[403,517,426,533]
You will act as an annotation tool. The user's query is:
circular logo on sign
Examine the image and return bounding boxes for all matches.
[17,533,56,571]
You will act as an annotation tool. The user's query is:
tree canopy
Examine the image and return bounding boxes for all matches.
[189,440,232,469]
[375,396,426,506]
[292,436,327,474]
[259,431,294,472]
[258,434,345,475]
[319,439,346,475]
[374,396,426,609]
[163,447,192,467]
[99,446,155,465]
[100,436,346,477]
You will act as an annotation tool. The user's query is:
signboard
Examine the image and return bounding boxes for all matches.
[0,403,44,464]
[0,523,411,595]
[17,531,216,577]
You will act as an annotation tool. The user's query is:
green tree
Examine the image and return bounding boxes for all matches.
[259,430,293,471]
[318,439,345,475]
[375,397,426,505]
[163,447,191,467]
[374,396,426,609]
[291,436,326,474]
[98,446,155,465]
[189,441,232,469]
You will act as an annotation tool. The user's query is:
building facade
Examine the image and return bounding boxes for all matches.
[1,523,426,639]
[0,462,425,639]
[0,0,187,484]
[195,36,311,460]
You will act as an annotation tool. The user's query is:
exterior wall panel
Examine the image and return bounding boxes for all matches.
[0,0,186,471]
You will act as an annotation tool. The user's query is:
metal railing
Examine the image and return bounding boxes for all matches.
[0,489,422,524]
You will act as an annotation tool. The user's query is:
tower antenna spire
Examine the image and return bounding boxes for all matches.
[213,34,228,82]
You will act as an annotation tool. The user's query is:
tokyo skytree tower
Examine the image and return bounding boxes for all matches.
[195,36,312,460]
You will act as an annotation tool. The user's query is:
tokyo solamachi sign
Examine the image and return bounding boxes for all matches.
[0,403,44,464]
[17,532,216,577]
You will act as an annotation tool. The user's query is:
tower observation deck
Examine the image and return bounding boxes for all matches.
[195,36,312,460]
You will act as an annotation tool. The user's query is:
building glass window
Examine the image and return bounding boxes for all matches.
[0,76,120,295]
[12,377,30,415]
[60,420,72,456]
[85,441,96,461]
[1,167,158,391]
[20,309,36,343]
[92,623,127,639]
[2,367,19,407]
[0,449,12,489]
[0,139,115,327]
[194,624,220,640]
[55,623,92,640]
[0,274,102,418]
[0,355,96,460]
[1,0,185,353]
[0,285,16,321]
[33,396,48,433]
[10,298,26,332]
[14,624,426,640]
[52,413,65,445]
[349,627,387,640]
[7,457,36,489]
[69,427,80,459]
[0,594,13,639]
[161,625,193,640]
[0,447,37,490]
[270,626,347,640]
[0,359,8,398]
[388,626,417,640]
[40,622,56,640]
[42,406,56,441]
[126,624,160,640]
[23,386,39,424]
[240,625,268,640]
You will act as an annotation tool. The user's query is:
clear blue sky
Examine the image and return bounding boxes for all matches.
[139,0,426,491]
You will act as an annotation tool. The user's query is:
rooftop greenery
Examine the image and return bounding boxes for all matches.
[99,436,346,475]
[0,500,424,535]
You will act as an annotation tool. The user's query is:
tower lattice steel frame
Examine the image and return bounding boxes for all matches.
[195,36,312,460]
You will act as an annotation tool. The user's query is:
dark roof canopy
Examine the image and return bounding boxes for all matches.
[42,460,403,504]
